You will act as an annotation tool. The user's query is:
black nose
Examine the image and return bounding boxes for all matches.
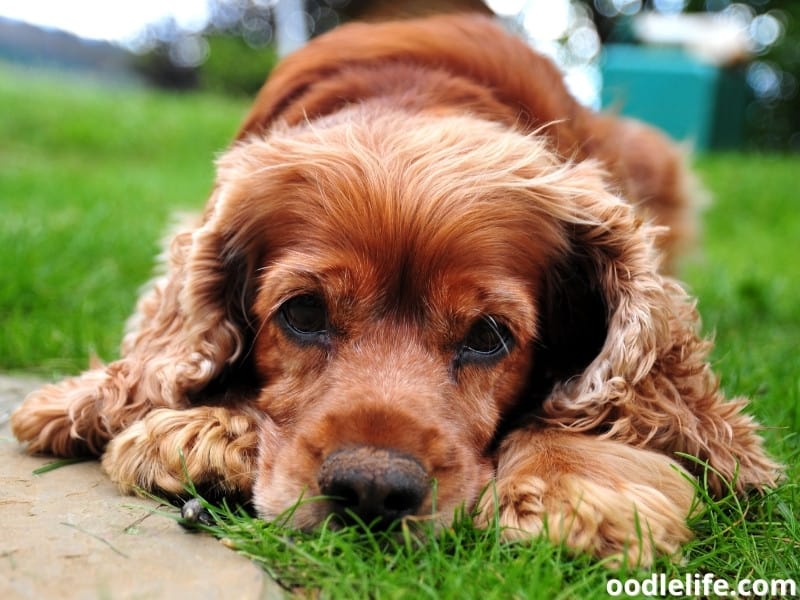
[317,446,429,527]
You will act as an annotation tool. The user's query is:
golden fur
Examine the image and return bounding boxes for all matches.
[12,14,778,564]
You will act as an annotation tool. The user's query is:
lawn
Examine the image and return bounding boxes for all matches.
[0,63,248,373]
[2,63,798,597]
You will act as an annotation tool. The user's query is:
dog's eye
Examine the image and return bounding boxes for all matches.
[459,316,513,364]
[279,294,328,341]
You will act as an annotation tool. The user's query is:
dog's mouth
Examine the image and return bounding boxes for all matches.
[253,408,493,530]
[316,446,431,529]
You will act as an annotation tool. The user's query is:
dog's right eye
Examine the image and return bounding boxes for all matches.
[279,294,329,342]
[457,316,514,367]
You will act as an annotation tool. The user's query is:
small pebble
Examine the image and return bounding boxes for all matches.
[181,498,214,527]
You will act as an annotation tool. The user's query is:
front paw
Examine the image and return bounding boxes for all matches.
[101,407,260,496]
[11,377,104,457]
[475,431,697,565]
[101,418,186,494]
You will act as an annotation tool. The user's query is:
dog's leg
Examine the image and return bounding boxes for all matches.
[10,363,160,457]
[476,429,696,566]
[101,405,264,497]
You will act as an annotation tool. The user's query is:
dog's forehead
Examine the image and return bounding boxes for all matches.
[221,113,568,261]
[219,111,571,320]
[254,184,551,316]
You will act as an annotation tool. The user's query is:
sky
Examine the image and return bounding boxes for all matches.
[0,0,604,107]
[0,0,561,45]
[0,0,211,44]
[0,1,783,115]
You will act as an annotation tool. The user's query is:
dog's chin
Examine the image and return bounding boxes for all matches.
[252,485,485,534]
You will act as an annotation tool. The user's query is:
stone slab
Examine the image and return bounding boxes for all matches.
[0,375,284,599]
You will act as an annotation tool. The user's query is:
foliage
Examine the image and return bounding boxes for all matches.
[132,34,277,96]
[747,1,800,149]
[131,44,199,90]
[201,34,278,96]
[131,0,278,95]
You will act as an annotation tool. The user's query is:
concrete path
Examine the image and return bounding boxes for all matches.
[0,375,284,599]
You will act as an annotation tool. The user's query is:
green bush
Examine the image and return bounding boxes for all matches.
[201,35,278,96]
[133,35,277,96]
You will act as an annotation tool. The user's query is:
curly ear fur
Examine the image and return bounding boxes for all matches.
[11,206,255,457]
[533,186,780,496]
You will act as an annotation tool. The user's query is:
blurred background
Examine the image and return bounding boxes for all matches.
[0,0,798,150]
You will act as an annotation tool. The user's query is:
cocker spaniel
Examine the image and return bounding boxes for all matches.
[12,14,779,564]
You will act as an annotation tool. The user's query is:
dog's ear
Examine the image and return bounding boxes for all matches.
[521,174,777,494]
[122,199,260,401]
[529,191,668,405]
[12,178,263,456]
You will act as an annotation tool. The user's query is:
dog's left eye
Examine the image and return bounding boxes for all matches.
[279,294,329,342]
[459,316,513,364]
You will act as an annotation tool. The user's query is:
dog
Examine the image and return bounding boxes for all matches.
[11,14,779,564]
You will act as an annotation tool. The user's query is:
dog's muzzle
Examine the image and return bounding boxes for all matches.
[317,446,429,527]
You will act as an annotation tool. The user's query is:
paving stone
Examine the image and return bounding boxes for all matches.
[0,375,285,599]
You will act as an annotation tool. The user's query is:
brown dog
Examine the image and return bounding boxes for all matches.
[12,14,778,564]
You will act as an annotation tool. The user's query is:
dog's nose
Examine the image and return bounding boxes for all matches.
[317,446,428,526]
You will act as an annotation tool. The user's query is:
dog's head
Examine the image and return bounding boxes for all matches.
[152,106,672,528]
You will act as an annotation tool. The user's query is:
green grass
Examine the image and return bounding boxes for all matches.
[685,155,800,438]
[2,63,798,597]
[174,474,799,598]
[0,63,247,373]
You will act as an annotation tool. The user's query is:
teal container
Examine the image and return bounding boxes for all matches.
[601,44,748,150]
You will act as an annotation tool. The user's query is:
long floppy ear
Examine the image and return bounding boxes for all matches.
[11,187,260,457]
[530,179,779,497]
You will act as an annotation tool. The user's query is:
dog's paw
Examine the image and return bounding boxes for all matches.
[478,473,693,566]
[476,431,696,566]
[10,373,109,456]
[101,406,261,496]
[101,417,184,494]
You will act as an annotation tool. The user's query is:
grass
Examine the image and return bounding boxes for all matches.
[0,62,247,373]
[2,62,799,596]
[172,474,799,598]
[176,496,619,599]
